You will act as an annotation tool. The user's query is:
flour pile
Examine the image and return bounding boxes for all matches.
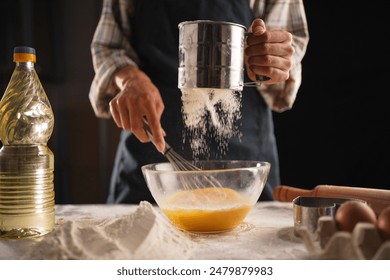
[21,201,194,260]
[181,88,242,157]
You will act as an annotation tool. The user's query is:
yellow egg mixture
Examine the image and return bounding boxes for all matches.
[161,187,253,232]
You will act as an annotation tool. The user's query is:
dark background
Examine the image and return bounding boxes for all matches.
[0,0,119,204]
[1,0,389,204]
[274,1,390,190]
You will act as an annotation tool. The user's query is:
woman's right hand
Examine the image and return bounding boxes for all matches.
[109,65,166,153]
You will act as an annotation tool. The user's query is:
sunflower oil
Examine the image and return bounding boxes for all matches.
[0,46,55,239]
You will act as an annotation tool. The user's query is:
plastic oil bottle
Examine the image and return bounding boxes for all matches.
[0,46,55,239]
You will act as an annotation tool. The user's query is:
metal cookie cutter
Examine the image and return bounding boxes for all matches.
[292,196,366,239]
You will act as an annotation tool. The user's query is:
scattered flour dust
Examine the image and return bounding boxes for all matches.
[21,201,194,260]
[181,88,242,157]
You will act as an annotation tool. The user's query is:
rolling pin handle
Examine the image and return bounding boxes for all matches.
[273,185,314,202]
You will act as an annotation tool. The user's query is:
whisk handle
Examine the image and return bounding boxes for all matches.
[142,117,169,154]
[142,118,154,140]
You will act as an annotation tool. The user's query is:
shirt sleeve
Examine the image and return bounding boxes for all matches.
[252,0,309,112]
[90,0,309,118]
[89,0,138,119]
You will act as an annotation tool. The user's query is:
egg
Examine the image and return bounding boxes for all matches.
[377,206,390,240]
[335,201,377,232]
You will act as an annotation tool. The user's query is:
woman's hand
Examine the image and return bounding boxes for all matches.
[109,65,165,153]
[245,18,295,84]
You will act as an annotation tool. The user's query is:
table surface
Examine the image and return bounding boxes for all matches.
[0,201,310,260]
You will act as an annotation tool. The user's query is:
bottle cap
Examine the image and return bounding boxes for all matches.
[13,46,36,63]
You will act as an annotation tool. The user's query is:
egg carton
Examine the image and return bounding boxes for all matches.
[296,216,390,259]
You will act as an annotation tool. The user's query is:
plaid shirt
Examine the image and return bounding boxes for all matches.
[89,0,309,118]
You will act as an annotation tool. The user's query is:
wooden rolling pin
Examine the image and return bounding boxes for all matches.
[274,184,390,215]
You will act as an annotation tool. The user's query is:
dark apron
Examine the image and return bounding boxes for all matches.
[107,0,280,203]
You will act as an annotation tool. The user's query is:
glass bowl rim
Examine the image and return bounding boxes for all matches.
[141,160,271,174]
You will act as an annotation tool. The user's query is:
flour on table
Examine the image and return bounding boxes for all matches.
[22,201,194,260]
[181,88,242,157]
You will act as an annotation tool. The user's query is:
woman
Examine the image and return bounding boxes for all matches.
[89,0,309,203]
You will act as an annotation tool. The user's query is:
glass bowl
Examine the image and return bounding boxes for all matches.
[141,160,270,233]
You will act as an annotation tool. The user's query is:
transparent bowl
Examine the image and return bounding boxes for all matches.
[141,160,270,233]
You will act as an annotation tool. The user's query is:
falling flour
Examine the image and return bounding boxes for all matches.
[181,88,242,158]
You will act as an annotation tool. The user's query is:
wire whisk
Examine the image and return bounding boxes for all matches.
[142,118,223,192]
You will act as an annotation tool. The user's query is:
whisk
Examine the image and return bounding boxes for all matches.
[142,118,223,191]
